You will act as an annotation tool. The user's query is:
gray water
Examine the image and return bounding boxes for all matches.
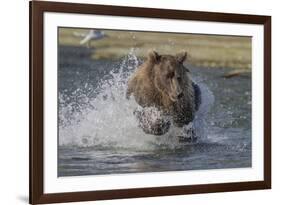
[58,46,251,177]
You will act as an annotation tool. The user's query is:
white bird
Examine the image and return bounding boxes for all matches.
[73,29,108,48]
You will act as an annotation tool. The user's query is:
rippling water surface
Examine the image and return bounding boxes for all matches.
[58,46,251,176]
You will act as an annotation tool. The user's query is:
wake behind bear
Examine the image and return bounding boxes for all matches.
[126,51,201,142]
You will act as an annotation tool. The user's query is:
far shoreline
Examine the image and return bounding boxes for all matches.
[59,28,252,71]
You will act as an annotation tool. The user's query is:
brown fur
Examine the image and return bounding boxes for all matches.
[127,51,196,133]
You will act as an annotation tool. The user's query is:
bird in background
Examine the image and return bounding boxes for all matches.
[73,29,108,48]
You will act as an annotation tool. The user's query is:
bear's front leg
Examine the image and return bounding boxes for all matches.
[177,123,198,143]
[134,108,171,135]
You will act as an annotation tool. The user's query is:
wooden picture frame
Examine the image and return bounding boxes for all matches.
[30,0,271,204]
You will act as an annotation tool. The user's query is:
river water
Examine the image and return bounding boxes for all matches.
[58,46,251,177]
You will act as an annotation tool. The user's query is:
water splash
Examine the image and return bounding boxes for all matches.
[58,50,214,150]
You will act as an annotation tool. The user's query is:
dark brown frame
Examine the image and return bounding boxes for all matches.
[30,0,271,204]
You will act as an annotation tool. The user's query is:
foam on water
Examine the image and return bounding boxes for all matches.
[59,50,214,151]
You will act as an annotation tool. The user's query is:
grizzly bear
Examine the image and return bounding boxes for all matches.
[126,51,201,136]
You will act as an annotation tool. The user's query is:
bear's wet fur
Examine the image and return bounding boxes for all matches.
[126,51,200,135]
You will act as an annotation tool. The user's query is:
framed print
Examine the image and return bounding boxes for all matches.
[29,0,271,204]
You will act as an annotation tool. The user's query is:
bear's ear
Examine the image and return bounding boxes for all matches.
[148,51,160,63]
[176,52,188,64]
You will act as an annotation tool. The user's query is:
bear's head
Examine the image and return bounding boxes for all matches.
[148,51,189,102]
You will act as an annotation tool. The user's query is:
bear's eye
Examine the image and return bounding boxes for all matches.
[177,76,182,81]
